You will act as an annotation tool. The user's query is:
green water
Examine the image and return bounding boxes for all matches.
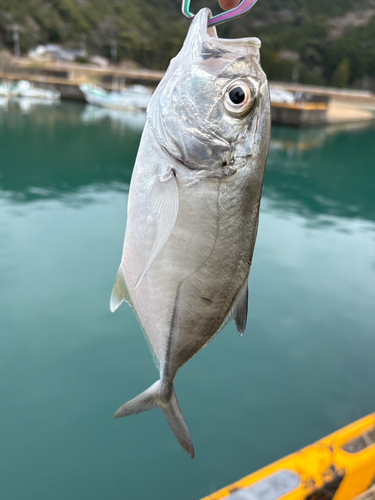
[1,101,375,500]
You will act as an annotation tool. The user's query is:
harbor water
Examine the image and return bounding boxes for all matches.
[0,101,374,500]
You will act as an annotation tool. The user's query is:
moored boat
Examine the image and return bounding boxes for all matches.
[0,81,12,97]
[0,80,60,100]
[15,80,60,100]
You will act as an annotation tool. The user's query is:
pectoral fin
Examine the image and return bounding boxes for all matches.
[135,169,179,289]
[110,264,131,312]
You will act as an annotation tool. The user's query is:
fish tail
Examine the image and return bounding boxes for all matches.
[113,380,161,417]
[161,385,195,458]
[113,380,195,458]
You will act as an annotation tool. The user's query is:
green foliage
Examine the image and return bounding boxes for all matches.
[331,59,351,87]
[0,0,373,88]
[322,17,375,85]
[75,55,89,64]
[261,48,324,85]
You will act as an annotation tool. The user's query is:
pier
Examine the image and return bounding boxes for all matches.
[0,59,163,100]
[1,59,375,127]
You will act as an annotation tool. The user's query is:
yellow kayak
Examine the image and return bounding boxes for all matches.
[202,412,375,500]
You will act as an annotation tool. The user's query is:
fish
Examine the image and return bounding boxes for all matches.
[110,7,271,458]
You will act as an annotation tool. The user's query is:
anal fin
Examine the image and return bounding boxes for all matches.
[110,264,130,312]
[232,281,249,336]
[201,281,249,350]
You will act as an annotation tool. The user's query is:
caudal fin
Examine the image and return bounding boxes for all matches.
[114,380,195,458]
[161,386,195,458]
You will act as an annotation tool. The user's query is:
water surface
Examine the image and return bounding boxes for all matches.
[1,101,374,500]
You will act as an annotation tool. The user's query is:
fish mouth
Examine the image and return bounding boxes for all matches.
[206,11,219,39]
[193,7,261,55]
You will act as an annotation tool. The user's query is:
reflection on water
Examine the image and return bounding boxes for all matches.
[266,125,375,223]
[1,102,375,224]
[270,127,329,152]
[0,97,60,114]
[0,101,139,202]
[81,105,147,132]
[0,102,375,500]
[17,97,60,114]
[0,96,8,109]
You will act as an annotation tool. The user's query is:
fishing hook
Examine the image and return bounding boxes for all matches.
[181,0,259,27]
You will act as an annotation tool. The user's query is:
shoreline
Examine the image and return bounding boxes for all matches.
[1,58,375,127]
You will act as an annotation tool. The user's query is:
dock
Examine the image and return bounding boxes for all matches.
[271,100,329,127]
[271,82,375,127]
[1,59,375,127]
[0,59,164,100]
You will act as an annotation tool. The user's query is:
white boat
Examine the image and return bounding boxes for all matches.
[270,87,295,104]
[80,83,152,111]
[0,80,60,100]
[14,81,60,100]
[0,82,12,97]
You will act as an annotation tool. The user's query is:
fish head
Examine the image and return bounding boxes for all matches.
[149,8,271,175]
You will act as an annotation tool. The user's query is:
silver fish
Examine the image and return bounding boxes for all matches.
[110,8,271,458]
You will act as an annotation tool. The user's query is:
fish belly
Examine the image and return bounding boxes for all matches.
[123,133,260,380]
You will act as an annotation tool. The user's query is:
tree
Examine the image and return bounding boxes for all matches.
[331,59,351,88]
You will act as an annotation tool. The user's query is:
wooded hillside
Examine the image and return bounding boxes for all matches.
[0,0,374,88]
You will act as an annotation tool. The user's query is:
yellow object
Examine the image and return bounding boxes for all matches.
[271,102,328,110]
[202,413,375,500]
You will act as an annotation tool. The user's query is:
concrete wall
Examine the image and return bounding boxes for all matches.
[271,107,328,127]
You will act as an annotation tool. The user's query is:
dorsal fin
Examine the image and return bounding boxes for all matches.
[110,264,130,312]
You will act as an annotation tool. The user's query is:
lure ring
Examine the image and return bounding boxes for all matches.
[182,0,260,27]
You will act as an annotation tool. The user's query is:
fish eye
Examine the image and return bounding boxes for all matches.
[224,80,254,116]
[229,87,245,104]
